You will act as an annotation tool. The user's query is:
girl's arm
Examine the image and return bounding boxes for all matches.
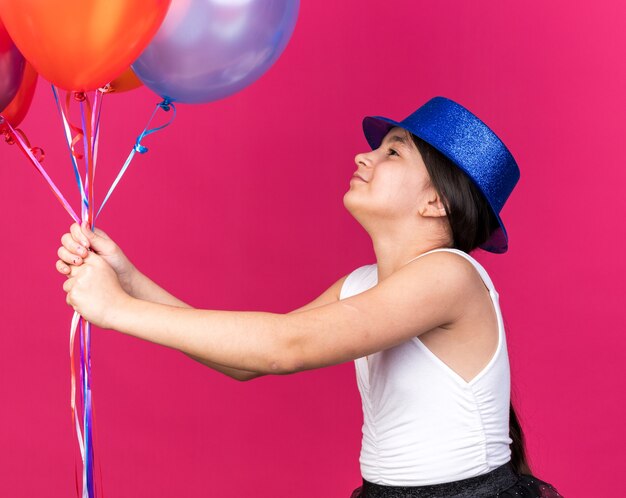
[68,250,469,374]
[128,270,349,380]
[56,223,349,380]
[128,269,264,381]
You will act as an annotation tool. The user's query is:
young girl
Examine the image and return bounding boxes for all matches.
[55,97,563,497]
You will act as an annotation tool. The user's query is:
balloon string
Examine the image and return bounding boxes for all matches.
[95,99,176,221]
[65,92,87,159]
[93,399,105,498]
[84,320,95,497]
[91,90,104,188]
[65,92,86,161]
[70,311,87,497]
[80,100,90,220]
[0,117,80,223]
[74,453,80,498]
[79,319,89,497]
[72,318,97,498]
[79,96,96,226]
[52,85,89,213]
[12,128,45,162]
[78,95,96,495]
[70,311,84,460]
[86,93,105,498]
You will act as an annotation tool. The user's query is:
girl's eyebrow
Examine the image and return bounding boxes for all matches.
[383,134,411,149]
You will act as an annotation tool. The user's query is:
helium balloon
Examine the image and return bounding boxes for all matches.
[0,18,24,112]
[0,0,171,92]
[1,62,37,127]
[132,0,300,104]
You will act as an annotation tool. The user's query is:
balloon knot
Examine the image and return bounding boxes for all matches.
[99,84,114,94]
[73,92,87,102]
[134,142,148,154]
[159,99,172,112]
[3,130,14,145]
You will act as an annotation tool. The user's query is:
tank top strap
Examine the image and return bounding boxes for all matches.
[404,248,498,295]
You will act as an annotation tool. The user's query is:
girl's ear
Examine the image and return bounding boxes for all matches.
[419,193,447,218]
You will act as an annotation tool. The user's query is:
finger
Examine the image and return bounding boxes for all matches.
[93,227,110,240]
[81,221,115,254]
[58,246,84,266]
[63,278,73,293]
[87,250,102,262]
[56,259,71,275]
[66,292,72,306]
[61,233,88,258]
[71,222,90,248]
[68,264,80,278]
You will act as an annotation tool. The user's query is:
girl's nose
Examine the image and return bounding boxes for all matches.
[354,151,371,168]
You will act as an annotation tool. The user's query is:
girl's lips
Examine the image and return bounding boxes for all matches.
[352,174,367,182]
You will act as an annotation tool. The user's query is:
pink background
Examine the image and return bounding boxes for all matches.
[1,1,623,496]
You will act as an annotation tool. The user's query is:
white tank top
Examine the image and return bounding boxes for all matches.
[340,248,513,486]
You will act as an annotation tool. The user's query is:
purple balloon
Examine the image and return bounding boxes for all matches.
[132,0,300,104]
[0,23,25,113]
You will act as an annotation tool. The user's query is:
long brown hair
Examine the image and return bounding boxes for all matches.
[409,132,532,476]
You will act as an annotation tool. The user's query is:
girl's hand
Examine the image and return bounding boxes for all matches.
[56,222,137,295]
[63,250,131,329]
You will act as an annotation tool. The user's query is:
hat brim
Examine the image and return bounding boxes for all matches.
[362,115,509,254]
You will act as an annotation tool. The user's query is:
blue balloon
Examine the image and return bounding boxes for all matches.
[132,0,300,104]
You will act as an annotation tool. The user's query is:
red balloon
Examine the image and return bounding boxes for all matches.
[0,0,171,92]
[1,62,37,128]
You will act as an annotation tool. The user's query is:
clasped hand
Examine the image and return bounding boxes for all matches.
[56,222,132,329]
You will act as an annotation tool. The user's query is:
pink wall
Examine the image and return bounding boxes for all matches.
[1,1,623,496]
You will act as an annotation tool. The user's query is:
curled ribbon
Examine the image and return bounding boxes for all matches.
[52,86,89,214]
[0,116,79,222]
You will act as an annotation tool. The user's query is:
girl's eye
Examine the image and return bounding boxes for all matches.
[387,148,399,156]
